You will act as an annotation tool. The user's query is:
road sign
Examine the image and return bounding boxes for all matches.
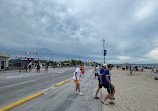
[104,50,107,56]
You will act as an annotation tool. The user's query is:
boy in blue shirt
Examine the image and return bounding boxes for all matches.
[102,64,115,105]
[94,64,107,99]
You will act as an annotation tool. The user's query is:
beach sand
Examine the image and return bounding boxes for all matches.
[102,68,158,111]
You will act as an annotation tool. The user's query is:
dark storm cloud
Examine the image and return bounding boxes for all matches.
[0,0,158,63]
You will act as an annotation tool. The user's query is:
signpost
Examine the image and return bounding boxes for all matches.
[102,39,107,64]
[104,50,107,56]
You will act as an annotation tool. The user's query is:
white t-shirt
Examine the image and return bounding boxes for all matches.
[95,66,99,73]
[73,68,81,80]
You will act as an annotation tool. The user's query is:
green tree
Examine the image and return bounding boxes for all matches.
[61,60,70,66]
[71,59,77,66]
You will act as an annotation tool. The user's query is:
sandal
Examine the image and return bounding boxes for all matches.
[101,101,108,105]
[109,97,115,100]
[94,97,100,99]
[109,102,115,104]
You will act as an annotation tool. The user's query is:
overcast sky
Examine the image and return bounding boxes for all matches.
[0,0,158,64]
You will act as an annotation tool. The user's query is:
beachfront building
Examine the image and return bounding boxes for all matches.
[10,57,38,66]
[86,62,94,66]
[0,53,11,70]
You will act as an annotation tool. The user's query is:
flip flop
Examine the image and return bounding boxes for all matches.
[101,101,108,105]
[109,102,115,104]
[94,97,100,99]
[109,97,115,100]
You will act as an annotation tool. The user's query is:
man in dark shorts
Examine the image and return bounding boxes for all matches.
[29,64,32,73]
[36,63,40,73]
[102,64,115,105]
[94,64,107,99]
[130,65,133,76]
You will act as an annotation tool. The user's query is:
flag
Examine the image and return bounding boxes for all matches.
[26,52,31,54]
[33,53,38,55]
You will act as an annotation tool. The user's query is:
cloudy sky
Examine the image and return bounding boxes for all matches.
[0,0,158,64]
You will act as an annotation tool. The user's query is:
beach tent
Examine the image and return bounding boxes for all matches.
[121,63,132,70]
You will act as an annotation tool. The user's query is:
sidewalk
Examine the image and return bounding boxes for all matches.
[11,69,104,111]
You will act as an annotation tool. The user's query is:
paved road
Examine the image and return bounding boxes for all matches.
[0,66,91,108]
[10,68,102,111]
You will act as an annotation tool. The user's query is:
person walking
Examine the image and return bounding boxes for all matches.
[29,64,32,73]
[19,62,22,72]
[151,67,154,73]
[81,63,85,76]
[36,63,40,73]
[135,66,138,71]
[25,64,28,72]
[94,64,107,99]
[102,64,116,105]
[45,63,48,73]
[130,65,133,76]
[73,66,83,96]
[94,65,100,79]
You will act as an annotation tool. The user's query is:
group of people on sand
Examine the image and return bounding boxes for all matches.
[72,63,116,105]
[151,67,158,80]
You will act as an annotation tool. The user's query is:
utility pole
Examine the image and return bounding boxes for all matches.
[102,39,105,64]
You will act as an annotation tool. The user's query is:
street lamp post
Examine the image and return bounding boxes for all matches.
[102,39,105,64]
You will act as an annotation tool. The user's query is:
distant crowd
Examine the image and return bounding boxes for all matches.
[18,62,48,73]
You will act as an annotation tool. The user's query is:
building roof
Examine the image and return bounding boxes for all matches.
[0,53,11,58]
[123,62,132,65]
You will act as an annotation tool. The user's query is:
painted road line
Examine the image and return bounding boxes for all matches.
[57,72,64,73]
[54,79,71,87]
[43,86,56,93]
[0,92,44,111]
[0,73,64,90]
[0,77,46,90]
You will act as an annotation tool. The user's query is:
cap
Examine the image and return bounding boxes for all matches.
[108,64,113,68]
[102,64,107,67]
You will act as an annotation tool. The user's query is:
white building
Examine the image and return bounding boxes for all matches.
[0,53,10,70]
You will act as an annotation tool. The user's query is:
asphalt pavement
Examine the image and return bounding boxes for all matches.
[0,66,91,109]
[9,68,104,111]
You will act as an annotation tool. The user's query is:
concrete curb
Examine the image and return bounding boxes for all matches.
[54,79,71,87]
[0,92,44,111]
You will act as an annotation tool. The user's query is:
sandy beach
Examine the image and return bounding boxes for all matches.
[102,68,158,111]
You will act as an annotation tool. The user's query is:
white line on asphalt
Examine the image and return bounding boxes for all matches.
[0,68,90,90]
[43,86,56,93]
[0,77,45,89]
[4,71,66,79]
[57,72,64,73]
[0,73,64,90]
[4,72,57,79]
